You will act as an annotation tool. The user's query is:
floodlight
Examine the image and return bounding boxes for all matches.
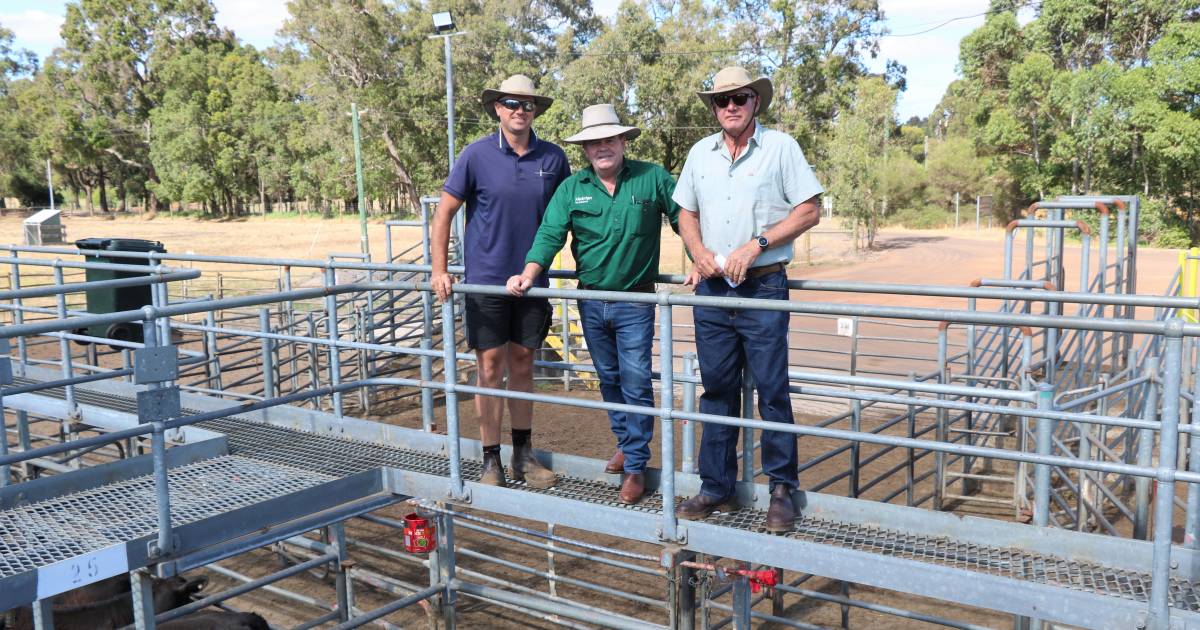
[432,11,455,33]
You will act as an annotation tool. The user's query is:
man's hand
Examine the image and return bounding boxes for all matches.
[690,247,722,280]
[683,267,704,287]
[722,241,760,285]
[431,272,455,303]
[506,274,534,296]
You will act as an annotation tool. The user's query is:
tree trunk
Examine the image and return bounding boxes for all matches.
[380,126,422,210]
[97,165,110,213]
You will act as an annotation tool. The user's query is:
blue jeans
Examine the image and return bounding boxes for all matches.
[579,299,656,473]
[693,270,798,499]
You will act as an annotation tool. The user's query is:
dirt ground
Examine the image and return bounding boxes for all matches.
[0,213,1186,629]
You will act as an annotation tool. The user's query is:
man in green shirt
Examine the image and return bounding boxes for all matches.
[507,104,680,504]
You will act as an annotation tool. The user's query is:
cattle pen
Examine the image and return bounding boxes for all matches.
[4,194,1200,629]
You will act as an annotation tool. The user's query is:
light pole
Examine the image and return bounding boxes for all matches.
[431,12,467,255]
[351,103,369,257]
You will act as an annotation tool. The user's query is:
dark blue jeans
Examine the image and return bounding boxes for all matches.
[693,270,798,499]
[579,299,656,473]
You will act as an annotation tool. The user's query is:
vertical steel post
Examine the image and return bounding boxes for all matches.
[438,510,458,629]
[143,317,175,560]
[1033,383,1054,527]
[1135,360,1159,541]
[1186,345,1200,546]
[10,252,27,375]
[659,297,678,540]
[731,574,751,630]
[131,569,156,630]
[906,372,917,506]
[51,265,75,414]
[204,310,221,390]
[420,204,436,432]
[324,267,344,417]
[740,367,754,483]
[934,328,948,510]
[332,523,353,622]
[0,396,8,488]
[351,103,370,258]
[850,400,861,498]
[441,298,464,499]
[682,352,697,474]
[1147,322,1184,630]
[32,599,53,630]
[560,296,571,390]
[259,308,275,400]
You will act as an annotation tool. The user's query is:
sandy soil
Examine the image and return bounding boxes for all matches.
[0,213,1186,629]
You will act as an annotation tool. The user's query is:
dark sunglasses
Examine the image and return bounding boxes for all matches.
[498,97,537,113]
[712,92,755,109]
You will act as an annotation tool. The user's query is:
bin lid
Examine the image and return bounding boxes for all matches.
[75,238,165,253]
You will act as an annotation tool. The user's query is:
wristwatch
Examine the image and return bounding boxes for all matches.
[755,235,769,251]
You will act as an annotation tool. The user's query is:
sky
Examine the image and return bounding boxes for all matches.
[1,0,1015,121]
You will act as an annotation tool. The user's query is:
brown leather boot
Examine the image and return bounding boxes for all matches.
[619,472,645,504]
[479,451,506,487]
[604,449,625,474]
[764,485,797,533]
[510,442,557,489]
[675,493,739,520]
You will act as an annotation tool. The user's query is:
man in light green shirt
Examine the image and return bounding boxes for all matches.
[508,104,680,504]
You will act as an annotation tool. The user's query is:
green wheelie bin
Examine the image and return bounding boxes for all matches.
[75,237,166,344]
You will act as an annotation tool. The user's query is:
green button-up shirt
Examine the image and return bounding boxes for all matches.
[526,159,681,291]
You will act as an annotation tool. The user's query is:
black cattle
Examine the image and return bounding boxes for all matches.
[158,611,270,629]
[2,574,208,629]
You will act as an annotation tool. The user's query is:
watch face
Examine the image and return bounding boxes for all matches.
[757,236,769,249]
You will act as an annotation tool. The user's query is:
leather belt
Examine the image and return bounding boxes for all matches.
[746,262,786,279]
[578,281,656,293]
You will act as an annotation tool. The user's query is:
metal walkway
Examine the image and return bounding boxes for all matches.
[6,373,1200,628]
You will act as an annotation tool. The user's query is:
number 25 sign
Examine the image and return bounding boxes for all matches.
[36,544,129,600]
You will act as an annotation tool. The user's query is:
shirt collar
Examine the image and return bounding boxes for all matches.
[498,128,540,153]
[579,161,631,185]
[709,120,763,152]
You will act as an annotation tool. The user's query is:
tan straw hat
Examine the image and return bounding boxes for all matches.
[563,104,641,144]
[481,74,554,121]
[697,66,773,114]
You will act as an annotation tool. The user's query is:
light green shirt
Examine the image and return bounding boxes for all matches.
[672,123,824,266]
[526,160,680,290]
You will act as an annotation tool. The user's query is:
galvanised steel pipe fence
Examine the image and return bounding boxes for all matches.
[5,261,1200,627]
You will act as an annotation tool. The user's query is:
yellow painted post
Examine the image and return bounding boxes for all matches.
[1179,247,1199,323]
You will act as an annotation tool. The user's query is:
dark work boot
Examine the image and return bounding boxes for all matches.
[619,472,645,504]
[479,451,506,487]
[604,449,625,474]
[675,493,740,521]
[510,443,557,489]
[764,485,797,533]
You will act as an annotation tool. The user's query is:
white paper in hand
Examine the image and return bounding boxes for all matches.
[713,254,740,288]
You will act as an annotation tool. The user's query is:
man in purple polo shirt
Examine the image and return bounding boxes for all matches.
[431,74,570,489]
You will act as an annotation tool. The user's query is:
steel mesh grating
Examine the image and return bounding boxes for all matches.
[0,455,333,578]
[11,375,1200,611]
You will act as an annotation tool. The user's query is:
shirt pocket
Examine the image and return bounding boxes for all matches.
[569,205,606,241]
[629,197,661,237]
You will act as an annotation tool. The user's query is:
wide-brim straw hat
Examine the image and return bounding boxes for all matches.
[481,74,554,121]
[563,104,641,144]
[697,66,773,114]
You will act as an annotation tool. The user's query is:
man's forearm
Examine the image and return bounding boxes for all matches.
[431,193,460,273]
[677,210,707,258]
[762,197,820,247]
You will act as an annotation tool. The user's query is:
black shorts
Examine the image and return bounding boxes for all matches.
[464,294,553,350]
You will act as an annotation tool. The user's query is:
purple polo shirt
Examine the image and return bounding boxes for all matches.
[443,130,570,287]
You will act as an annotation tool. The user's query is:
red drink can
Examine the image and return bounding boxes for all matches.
[403,513,436,553]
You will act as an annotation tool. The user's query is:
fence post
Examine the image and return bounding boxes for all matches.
[259,308,275,400]
[682,352,697,475]
[1033,383,1054,527]
[1135,360,1159,540]
[324,266,343,417]
[1147,321,1183,630]
[658,294,679,541]
[441,298,465,500]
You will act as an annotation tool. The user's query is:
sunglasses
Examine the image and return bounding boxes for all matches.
[497,97,537,113]
[712,92,755,109]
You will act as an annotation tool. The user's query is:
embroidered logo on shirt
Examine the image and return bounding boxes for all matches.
[536,168,556,178]
[574,196,593,204]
